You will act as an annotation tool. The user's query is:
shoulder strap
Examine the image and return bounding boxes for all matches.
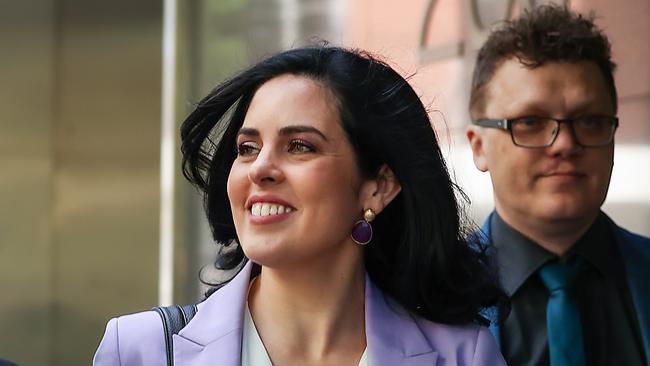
[153,304,199,366]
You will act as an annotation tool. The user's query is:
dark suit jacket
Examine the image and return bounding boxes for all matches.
[478,212,650,365]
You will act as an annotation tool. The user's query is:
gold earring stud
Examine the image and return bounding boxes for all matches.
[363,208,376,222]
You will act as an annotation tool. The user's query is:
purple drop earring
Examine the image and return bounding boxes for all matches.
[351,208,376,245]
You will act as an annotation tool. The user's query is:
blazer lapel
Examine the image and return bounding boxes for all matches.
[365,275,438,366]
[172,262,442,365]
[173,261,255,366]
[477,213,503,350]
[612,222,650,365]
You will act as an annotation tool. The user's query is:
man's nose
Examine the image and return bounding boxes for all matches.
[547,122,582,156]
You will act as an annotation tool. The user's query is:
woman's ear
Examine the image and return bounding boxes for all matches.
[360,164,402,215]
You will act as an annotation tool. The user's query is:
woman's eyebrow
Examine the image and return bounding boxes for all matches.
[279,125,329,141]
[236,127,259,137]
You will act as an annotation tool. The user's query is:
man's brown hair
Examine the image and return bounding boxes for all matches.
[469,5,617,117]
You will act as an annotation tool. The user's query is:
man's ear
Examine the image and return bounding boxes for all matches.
[467,125,489,172]
[360,164,402,215]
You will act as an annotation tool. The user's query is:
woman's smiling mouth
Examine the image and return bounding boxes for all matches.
[251,202,294,216]
[245,195,296,224]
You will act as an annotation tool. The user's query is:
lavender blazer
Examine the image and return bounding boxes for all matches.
[94,262,505,366]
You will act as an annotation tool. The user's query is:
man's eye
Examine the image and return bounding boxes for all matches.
[520,118,544,126]
[513,117,547,130]
[237,142,260,156]
[577,117,607,130]
[288,139,316,154]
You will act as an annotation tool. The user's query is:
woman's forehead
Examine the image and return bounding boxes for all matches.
[242,74,342,134]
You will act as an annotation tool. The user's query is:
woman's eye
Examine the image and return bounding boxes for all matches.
[236,142,260,156]
[288,139,316,154]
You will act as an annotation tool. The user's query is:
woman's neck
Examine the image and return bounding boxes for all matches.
[247,254,367,365]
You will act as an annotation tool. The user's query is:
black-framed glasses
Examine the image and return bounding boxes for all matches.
[472,116,619,148]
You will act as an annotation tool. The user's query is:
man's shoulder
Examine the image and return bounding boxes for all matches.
[614,225,650,243]
[608,220,650,259]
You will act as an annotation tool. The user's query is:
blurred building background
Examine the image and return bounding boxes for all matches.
[1,0,648,364]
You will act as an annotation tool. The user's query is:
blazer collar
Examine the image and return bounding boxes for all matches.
[173,261,253,366]
[365,273,438,365]
[172,261,438,365]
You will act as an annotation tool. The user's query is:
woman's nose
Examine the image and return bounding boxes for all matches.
[247,149,284,185]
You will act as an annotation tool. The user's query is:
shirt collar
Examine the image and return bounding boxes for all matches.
[491,211,619,296]
[490,212,553,296]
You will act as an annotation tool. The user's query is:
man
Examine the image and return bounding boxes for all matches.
[466,5,650,366]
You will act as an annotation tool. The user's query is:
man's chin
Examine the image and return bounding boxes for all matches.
[534,201,600,224]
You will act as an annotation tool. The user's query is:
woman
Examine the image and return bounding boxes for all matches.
[94,45,506,365]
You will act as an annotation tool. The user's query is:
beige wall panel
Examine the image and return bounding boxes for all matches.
[50,1,162,364]
[0,0,55,364]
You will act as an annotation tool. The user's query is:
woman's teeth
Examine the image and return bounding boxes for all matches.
[251,202,293,217]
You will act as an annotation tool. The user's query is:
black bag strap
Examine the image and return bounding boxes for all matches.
[153,304,199,366]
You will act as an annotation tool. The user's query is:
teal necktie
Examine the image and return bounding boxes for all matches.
[538,259,586,366]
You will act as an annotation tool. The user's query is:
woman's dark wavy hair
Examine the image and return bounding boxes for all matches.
[470,4,617,117]
[181,45,506,326]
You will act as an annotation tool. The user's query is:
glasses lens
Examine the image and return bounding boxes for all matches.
[573,116,616,146]
[510,118,557,147]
